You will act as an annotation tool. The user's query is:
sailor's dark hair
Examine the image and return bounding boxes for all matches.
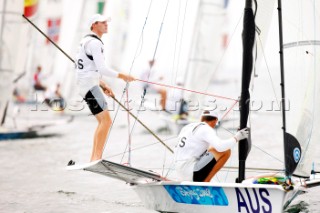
[90,22,97,31]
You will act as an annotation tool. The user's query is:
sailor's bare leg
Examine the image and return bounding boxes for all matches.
[203,148,231,182]
[159,89,167,110]
[91,110,112,161]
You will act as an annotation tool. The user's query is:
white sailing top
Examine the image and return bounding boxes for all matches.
[174,122,236,181]
[75,33,118,97]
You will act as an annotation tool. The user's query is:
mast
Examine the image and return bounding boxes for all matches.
[277,0,301,178]
[277,0,288,175]
[237,0,255,183]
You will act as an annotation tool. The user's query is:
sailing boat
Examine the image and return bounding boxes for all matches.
[0,0,74,141]
[0,0,40,140]
[70,0,320,212]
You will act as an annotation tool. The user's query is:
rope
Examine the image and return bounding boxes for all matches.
[109,0,156,160]
[171,0,182,85]
[136,78,238,102]
[175,0,190,83]
[119,0,173,159]
[125,89,132,165]
[127,0,153,76]
[112,97,173,153]
[106,135,177,159]
[221,100,239,120]
[120,0,155,158]
[257,34,281,109]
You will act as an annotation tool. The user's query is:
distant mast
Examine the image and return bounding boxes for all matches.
[237,0,255,183]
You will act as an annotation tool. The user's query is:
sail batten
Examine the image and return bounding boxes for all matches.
[283,40,320,48]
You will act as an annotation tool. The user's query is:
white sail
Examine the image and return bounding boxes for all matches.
[184,0,230,115]
[104,0,131,71]
[52,0,86,99]
[27,0,63,87]
[0,0,23,125]
[181,0,276,118]
[281,0,320,177]
[254,0,276,73]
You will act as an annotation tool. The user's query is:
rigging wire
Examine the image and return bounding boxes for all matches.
[218,124,284,165]
[123,2,155,165]
[116,0,190,167]
[251,0,280,110]
[127,1,154,76]
[120,0,190,175]
[117,0,240,167]
[102,0,154,158]
[190,4,243,137]
[137,78,238,101]
[137,78,240,122]
[206,10,243,88]
[170,0,182,85]
[106,135,178,160]
[171,0,190,86]
[117,1,154,163]
[125,89,132,165]
[113,97,173,153]
[253,143,283,164]
[119,0,173,160]
[256,35,281,109]
[176,0,190,82]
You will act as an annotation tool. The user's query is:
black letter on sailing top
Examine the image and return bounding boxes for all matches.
[77,59,84,69]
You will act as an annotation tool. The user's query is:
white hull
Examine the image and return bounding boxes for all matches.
[133,181,300,213]
[67,159,311,213]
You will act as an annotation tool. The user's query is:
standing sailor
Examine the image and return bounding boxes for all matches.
[75,14,135,162]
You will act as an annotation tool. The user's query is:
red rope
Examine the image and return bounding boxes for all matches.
[221,100,239,121]
[136,79,238,102]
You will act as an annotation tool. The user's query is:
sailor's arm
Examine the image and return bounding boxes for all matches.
[205,127,249,152]
[118,73,135,82]
[199,126,236,152]
[90,40,135,82]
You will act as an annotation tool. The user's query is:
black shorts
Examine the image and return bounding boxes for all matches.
[84,86,108,115]
[193,151,217,182]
